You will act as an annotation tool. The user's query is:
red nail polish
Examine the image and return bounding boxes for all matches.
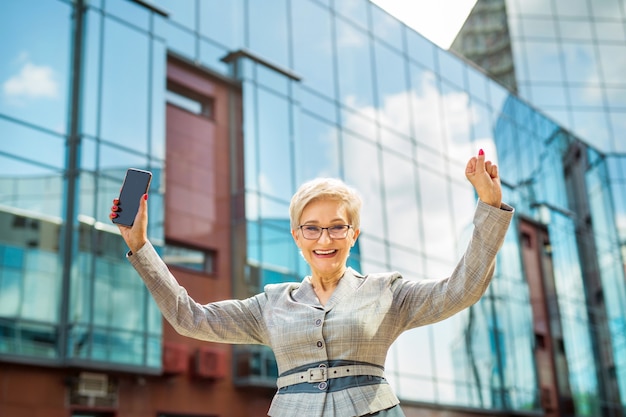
[143,194,148,201]
[478,149,484,156]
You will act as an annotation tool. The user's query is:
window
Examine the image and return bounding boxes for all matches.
[166,81,214,118]
[163,242,216,274]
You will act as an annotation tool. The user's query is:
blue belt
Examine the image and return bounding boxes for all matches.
[276,360,387,394]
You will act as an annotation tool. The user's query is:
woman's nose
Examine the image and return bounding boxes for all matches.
[317,228,332,242]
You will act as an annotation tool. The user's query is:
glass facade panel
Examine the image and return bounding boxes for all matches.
[0,83,65,362]
[152,0,195,28]
[342,133,384,241]
[295,113,340,182]
[392,328,436,400]
[256,87,293,201]
[0,120,65,174]
[521,17,557,38]
[553,0,590,18]
[82,9,103,139]
[100,19,150,152]
[162,19,195,58]
[437,49,466,89]
[248,0,289,70]
[335,19,375,112]
[199,0,245,49]
[370,2,403,48]
[559,19,593,41]
[589,0,625,19]
[291,0,335,99]
[597,44,626,84]
[334,0,368,31]
[410,70,445,153]
[595,20,626,42]
[198,40,230,76]
[374,41,410,133]
[466,67,489,106]
[439,82,473,161]
[406,30,436,72]
[0,0,70,135]
[299,87,336,123]
[381,150,419,250]
[105,0,150,30]
[523,41,565,83]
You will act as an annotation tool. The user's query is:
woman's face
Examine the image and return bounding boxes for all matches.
[292,199,360,280]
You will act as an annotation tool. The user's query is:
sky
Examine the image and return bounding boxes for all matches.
[370,0,477,49]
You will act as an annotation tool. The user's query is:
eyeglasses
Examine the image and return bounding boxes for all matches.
[298,224,353,240]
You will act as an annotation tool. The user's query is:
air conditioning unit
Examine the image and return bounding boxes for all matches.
[193,346,227,379]
[77,372,108,398]
[162,341,190,374]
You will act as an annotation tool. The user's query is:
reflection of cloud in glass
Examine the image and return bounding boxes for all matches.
[616,213,626,242]
[336,23,366,48]
[341,72,496,273]
[512,0,624,18]
[332,72,507,402]
[3,62,58,100]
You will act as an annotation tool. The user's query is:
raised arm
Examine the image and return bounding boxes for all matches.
[110,194,268,345]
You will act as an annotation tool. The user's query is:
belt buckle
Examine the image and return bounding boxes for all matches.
[306,367,327,383]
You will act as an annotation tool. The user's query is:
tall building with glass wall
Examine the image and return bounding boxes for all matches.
[452,2,626,412]
[0,0,624,416]
[451,0,626,153]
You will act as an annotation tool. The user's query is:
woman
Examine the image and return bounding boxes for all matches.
[110,149,514,416]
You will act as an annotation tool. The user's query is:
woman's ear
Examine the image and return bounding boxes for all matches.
[351,228,360,246]
[291,229,301,247]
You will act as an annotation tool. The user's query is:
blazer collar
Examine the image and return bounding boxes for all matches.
[294,267,364,311]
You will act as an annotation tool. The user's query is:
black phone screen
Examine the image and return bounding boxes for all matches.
[113,168,152,227]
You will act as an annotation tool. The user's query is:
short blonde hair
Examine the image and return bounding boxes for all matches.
[289,178,362,231]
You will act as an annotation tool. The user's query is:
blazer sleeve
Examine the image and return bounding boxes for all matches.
[391,200,514,332]
[127,241,269,345]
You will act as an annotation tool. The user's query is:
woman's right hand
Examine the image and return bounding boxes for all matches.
[109,194,149,253]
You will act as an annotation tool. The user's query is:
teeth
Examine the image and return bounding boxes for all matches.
[315,249,336,255]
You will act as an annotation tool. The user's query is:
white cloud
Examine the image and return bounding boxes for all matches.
[3,62,59,99]
[340,72,495,281]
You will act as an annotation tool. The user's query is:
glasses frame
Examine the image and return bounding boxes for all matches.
[298,224,353,240]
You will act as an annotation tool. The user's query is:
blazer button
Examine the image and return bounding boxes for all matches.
[314,318,322,326]
[316,340,323,348]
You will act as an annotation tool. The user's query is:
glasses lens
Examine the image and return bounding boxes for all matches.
[329,225,349,238]
[302,226,321,239]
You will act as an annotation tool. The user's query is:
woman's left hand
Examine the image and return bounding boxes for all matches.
[465,149,502,208]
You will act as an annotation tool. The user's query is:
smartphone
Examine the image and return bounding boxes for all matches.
[112,168,152,227]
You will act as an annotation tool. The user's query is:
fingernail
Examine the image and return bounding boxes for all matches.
[111,205,118,211]
[478,149,484,156]
[143,194,148,201]
[113,198,120,205]
[110,213,118,219]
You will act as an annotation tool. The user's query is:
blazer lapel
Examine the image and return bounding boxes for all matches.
[291,268,365,310]
[292,277,323,308]
[323,267,364,311]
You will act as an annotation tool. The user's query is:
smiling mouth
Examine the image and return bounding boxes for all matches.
[314,249,337,255]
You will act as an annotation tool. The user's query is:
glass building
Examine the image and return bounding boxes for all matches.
[0,0,624,416]
[451,0,626,154]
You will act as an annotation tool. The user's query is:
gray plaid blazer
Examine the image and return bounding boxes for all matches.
[128,201,513,416]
